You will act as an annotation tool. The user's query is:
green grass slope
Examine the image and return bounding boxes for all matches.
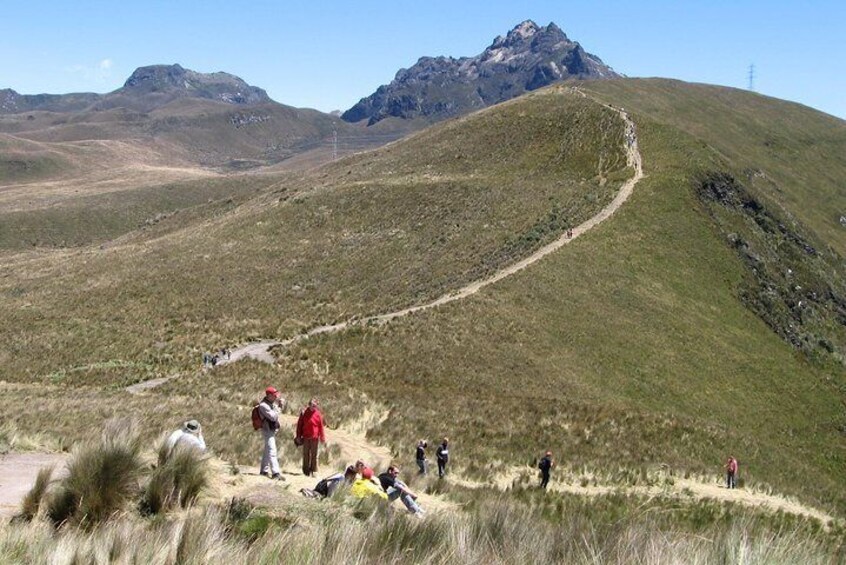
[0,91,626,380]
[1,80,843,517]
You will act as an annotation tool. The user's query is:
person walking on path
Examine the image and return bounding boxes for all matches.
[416,440,428,475]
[538,451,555,489]
[258,386,286,480]
[725,456,739,489]
[164,420,206,460]
[378,465,425,516]
[296,398,326,477]
[436,437,450,478]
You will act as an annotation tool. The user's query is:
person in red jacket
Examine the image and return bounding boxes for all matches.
[296,397,326,476]
[725,456,739,489]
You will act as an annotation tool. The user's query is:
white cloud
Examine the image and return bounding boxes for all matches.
[65,58,115,83]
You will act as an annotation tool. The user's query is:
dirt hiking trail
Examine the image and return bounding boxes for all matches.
[0,453,67,518]
[2,416,837,528]
[217,90,644,366]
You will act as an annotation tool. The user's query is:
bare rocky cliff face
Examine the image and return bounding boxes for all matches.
[342,20,619,125]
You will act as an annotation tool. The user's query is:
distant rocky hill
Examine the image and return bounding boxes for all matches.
[342,20,619,125]
[0,64,271,114]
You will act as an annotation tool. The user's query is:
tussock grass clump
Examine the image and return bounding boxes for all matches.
[2,490,843,564]
[141,441,210,515]
[16,466,54,522]
[46,418,144,528]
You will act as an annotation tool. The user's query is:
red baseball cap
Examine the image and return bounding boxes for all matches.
[265,386,279,395]
[361,467,374,479]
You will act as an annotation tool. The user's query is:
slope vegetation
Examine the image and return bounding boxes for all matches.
[1,79,844,519]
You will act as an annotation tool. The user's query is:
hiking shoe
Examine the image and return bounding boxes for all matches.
[271,473,285,481]
[259,471,270,478]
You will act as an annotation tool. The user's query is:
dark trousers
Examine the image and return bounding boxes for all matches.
[302,438,319,476]
[437,458,447,477]
[540,470,550,489]
[726,471,736,489]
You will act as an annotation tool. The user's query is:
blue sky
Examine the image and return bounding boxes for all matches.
[2,1,844,118]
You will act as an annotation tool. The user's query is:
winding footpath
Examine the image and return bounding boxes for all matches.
[219,94,644,366]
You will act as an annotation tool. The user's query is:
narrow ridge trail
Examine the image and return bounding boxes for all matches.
[219,92,644,366]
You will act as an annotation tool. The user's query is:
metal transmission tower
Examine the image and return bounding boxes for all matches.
[748,64,756,91]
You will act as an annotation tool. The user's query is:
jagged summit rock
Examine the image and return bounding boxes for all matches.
[342,20,618,125]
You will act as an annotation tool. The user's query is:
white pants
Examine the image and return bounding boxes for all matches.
[260,428,281,475]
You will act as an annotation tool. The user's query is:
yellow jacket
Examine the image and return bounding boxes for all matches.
[350,478,388,500]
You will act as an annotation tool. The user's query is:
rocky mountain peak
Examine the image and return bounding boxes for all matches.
[342,20,618,125]
[120,64,270,105]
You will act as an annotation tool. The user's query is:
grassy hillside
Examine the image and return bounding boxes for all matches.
[0,80,843,519]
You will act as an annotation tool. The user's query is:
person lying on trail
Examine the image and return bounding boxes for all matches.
[350,467,388,500]
[301,465,357,499]
[296,397,326,477]
[165,420,206,457]
[256,386,286,481]
[378,465,424,516]
[436,437,450,478]
[416,440,428,475]
[538,450,555,489]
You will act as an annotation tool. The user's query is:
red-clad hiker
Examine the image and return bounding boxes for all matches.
[296,397,326,476]
[725,456,739,489]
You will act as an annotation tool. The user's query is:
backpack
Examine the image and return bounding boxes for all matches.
[251,403,264,431]
[314,478,330,497]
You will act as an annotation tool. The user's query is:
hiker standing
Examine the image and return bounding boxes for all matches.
[416,440,428,475]
[258,386,285,480]
[538,450,555,489]
[725,456,738,489]
[436,437,450,478]
[296,398,326,477]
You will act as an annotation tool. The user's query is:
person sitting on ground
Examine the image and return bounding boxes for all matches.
[164,420,206,459]
[301,465,357,499]
[378,465,424,515]
[350,467,387,500]
[416,440,428,475]
[538,450,555,489]
[436,437,450,478]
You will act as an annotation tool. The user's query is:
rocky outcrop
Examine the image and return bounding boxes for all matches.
[120,64,270,105]
[342,20,619,125]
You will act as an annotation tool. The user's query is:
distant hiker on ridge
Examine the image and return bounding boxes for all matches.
[725,456,739,489]
[538,450,555,489]
[256,386,286,480]
[296,397,326,477]
[436,437,450,478]
[416,439,428,475]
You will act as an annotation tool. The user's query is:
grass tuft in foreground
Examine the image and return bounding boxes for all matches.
[45,418,145,528]
[141,440,211,516]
